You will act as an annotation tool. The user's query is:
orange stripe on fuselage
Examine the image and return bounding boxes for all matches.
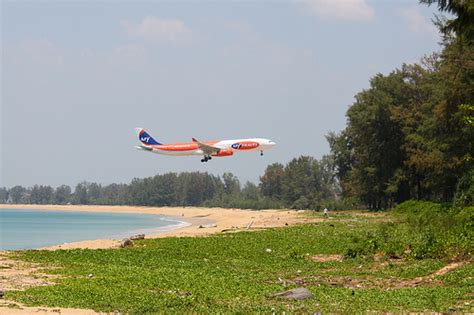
[152,141,219,152]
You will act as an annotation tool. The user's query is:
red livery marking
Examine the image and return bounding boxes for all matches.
[153,141,219,151]
[232,141,259,150]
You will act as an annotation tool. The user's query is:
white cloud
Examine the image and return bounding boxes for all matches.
[399,7,437,35]
[301,0,375,22]
[120,16,191,42]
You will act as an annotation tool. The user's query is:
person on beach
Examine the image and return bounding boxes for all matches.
[323,208,328,219]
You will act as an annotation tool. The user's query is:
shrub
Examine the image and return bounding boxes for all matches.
[454,168,474,206]
[323,197,364,210]
[345,200,474,260]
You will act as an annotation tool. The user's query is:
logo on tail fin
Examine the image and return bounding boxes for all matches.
[137,129,162,145]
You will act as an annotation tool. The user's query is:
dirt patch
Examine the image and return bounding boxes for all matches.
[289,260,471,289]
[332,211,391,223]
[0,252,94,314]
[392,260,470,288]
[0,251,58,291]
[0,300,99,314]
[433,261,468,276]
[310,254,343,262]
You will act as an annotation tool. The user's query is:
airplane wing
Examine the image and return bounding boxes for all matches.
[192,138,220,155]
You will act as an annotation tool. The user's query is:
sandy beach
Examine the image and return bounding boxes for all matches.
[0,204,310,250]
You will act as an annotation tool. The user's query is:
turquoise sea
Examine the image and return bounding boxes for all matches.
[0,208,188,250]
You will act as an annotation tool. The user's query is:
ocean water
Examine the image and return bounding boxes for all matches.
[0,208,188,250]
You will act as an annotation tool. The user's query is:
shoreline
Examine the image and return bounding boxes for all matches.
[0,204,308,250]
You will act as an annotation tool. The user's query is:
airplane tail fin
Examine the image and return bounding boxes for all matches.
[135,128,162,145]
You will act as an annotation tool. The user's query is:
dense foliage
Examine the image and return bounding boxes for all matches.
[327,2,473,208]
[346,200,473,260]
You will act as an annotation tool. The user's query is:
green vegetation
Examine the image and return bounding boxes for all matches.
[6,209,473,313]
[346,201,473,260]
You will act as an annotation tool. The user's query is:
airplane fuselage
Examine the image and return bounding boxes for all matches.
[137,138,275,156]
[135,128,276,162]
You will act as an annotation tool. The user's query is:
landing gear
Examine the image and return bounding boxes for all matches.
[201,155,212,162]
[260,151,264,156]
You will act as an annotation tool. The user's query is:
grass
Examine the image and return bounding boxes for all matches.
[5,212,473,313]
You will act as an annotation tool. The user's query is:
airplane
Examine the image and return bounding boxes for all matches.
[135,128,276,162]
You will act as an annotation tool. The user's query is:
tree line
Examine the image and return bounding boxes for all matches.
[326,0,473,209]
[0,155,345,210]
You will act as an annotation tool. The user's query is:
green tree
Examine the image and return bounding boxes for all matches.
[0,187,8,203]
[281,156,320,208]
[222,173,240,196]
[74,183,88,204]
[241,182,259,200]
[30,185,54,204]
[326,131,353,196]
[101,183,127,205]
[54,185,71,204]
[87,183,102,204]
[259,163,284,199]
[9,186,26,204]
[420,0,474,42]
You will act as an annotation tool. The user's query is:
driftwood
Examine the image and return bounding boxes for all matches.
[198,224,217,228]
[120,238,133,248]
[130,234,145,240]
[193,213,213,218]
[221,228,236,232]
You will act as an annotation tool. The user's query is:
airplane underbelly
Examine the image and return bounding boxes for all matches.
[152,148,202,156]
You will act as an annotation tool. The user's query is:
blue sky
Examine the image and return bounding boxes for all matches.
[1,0,442,188]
